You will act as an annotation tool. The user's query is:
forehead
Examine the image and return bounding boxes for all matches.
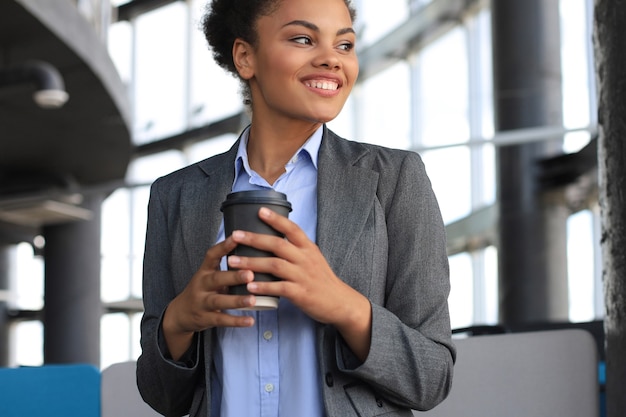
[262,0,353,28]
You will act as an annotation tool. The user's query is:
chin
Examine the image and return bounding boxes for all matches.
[314,116,336,123]
[307,110,342,124]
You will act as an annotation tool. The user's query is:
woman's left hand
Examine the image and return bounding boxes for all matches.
[228,207,372,361]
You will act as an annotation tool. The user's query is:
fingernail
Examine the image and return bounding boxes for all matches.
[232,230,245,239]
[259,207,271,218]
[242,271,254,282]
[229,255,241,266]
[247,282,258,291]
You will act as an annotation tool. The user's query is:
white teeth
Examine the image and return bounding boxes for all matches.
[306,81,339,90]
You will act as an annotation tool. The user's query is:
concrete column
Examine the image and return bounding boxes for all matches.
[594,1,626,414]
[492,0,569,324]
[42,195,103,366]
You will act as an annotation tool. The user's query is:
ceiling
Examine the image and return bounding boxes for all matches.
[0,0,132,236]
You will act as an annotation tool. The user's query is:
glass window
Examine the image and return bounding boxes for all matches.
[184,133,239,164]
[560,0,594,153]
[357,62,411,149]
[101,313,131,369]
[358,0,408,45]
[13,321,43,367]
[13,242,44,311]
[102,189,132,303]
[127,149,188,184]
[482,246,499,324]
[417,28,469,148]
[448,253,474,329]
[189,0,243,127]
[132,2,188,144]
[567,210,596,322]
[421,148,472,224]
[415,28,472,223]
[107,20,133,84]
[89,0,603,370]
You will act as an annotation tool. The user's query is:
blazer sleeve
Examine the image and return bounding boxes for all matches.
[136,177,204,416]
[336,150,455,411]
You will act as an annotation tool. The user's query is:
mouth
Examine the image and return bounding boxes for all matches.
[304,80,340,91]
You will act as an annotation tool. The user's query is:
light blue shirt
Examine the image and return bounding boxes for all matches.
[212,125,323,417]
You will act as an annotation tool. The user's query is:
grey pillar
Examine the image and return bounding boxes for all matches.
[0,245,11,366]
[43,195,103,366]
[492,0,569,324]
[594,1,626,415]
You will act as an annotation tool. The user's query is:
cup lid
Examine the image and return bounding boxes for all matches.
[220,190,292,211]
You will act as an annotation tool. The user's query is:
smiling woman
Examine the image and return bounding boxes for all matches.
[135,0,455,416]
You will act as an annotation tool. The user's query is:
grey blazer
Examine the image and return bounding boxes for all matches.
[137,126,455,417]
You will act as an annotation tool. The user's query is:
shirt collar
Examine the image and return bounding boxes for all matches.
[234,125,323,183]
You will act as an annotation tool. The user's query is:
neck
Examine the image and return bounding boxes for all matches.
[246,120,321,184]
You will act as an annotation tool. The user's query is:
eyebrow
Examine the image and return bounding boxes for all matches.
[283,20,355,36]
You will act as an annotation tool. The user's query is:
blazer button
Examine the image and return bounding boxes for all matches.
[376,398,384,407]
[325,372,334,387]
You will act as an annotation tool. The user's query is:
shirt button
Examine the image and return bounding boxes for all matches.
[263,330,273,340]
[265,383,274,393]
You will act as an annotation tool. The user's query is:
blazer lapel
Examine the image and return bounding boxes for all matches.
[316,128,379,288]
[177,129,379,287]
[180,143,238,270]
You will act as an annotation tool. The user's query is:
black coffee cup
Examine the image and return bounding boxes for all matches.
[220,190,292,310]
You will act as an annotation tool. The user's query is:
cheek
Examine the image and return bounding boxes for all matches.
[265,49,300,71]
[346,59,360,84]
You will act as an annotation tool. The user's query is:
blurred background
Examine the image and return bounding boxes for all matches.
[0,0,601,376]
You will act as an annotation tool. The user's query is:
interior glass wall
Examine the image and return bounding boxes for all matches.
[8,0,601,369]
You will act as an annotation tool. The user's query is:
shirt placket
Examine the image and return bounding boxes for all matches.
[258,309,280,416]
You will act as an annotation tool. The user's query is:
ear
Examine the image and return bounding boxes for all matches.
[233,38,255,80]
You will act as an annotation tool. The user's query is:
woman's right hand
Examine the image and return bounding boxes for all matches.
[161,235,256,360]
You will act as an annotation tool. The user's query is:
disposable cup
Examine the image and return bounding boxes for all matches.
[220,190,292,310]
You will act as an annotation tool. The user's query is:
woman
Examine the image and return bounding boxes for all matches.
[136,0,455,415]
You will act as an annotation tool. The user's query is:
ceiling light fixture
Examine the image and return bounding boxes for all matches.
[0,60,69,109]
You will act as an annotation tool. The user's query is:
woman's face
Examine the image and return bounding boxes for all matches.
[238,0,359,125]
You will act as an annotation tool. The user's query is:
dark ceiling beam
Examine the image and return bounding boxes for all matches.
[133,111,249,158]
[116,0,182,21]
[538,136,599,189]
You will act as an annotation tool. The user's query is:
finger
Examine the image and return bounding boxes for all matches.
[231,229,293,258]
[201,236,238,270]
[205,269,254,292]
[228,255,297,282]
[246,279,291,298]
[205,292,257,311]
[208,311,255,328]
[258,207,310,246]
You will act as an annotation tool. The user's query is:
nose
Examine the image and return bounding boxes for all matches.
[312,44,341,69]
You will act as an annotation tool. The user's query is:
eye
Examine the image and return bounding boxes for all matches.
[291,36,313,45]
[338,42,354,52]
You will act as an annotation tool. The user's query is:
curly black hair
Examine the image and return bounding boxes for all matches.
[201,0,357,105]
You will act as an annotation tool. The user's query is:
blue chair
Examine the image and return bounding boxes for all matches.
[0,364,100,417]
